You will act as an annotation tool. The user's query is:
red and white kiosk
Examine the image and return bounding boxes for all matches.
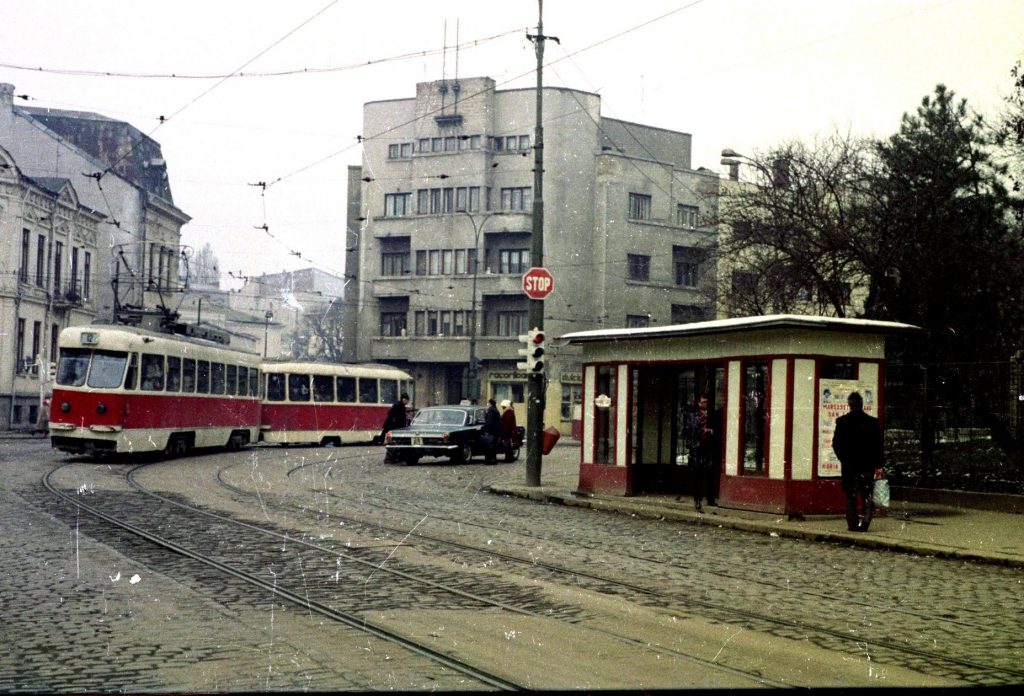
[561,315,921,516]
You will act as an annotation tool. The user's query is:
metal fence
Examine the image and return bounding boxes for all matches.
[883,361,1024,493]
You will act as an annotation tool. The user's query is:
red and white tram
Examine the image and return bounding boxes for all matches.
[259,361,413,446]
[49,325,262,456]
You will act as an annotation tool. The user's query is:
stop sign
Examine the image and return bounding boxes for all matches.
[522,266,554,300]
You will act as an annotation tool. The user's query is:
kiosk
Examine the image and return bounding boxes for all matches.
[561,315,921,515]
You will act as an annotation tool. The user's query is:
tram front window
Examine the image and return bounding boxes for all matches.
[56,349,90,387]
[88,351,129,389]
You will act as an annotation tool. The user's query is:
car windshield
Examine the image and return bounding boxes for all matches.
[412,409,468,427]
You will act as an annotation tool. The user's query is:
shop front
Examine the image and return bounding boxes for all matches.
[561,315,921,516]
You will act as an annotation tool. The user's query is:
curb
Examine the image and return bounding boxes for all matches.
[487,484,1024,569]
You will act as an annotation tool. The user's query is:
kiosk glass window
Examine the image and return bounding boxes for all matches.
[742,361,769,474]
[594,366,617,465]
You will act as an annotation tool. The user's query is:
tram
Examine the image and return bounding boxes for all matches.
[259,361,413,446]
[49,325,262,456]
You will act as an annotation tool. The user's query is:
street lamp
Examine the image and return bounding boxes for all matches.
[461,210,497,402]
[263,309,274,358]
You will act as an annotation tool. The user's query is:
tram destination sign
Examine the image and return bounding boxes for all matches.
[522,266,554,300]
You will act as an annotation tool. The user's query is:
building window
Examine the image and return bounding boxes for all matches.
[381,252,410,276]
[497,311,528,337]
[561,382,582,421]
[626,254,650,282]
[388,142,413,159]
[673,246,701,287]
[499,249,530,274]
[70,247,79,298]
[20,229,30,283]
[384,193,412,217]
[501,187,532,211]
[677,204,699,228]
[418,138,430,152]
[625,314,650,328]
[670,304,705,324]
[83,251,91,299]
[628,193,652,220]
[54,241,63,294]
[31,321,41,365]
[15,319,26,372]
[36,235,46,288]
[380,312,407,337]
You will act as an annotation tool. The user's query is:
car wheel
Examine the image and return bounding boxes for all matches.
[451,443,472,464]
[504,447,520,462]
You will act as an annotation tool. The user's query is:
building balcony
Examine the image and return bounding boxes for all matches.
[370,334,520,363]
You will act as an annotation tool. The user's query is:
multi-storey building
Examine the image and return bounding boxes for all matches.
[0,83,190,325]
[0,144,102,429]
[348,77,720,433]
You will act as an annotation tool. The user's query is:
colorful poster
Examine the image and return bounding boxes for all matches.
[818,379,877,477]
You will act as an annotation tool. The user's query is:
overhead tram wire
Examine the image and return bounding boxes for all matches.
[0,28,523,81]
[93,0,341,182]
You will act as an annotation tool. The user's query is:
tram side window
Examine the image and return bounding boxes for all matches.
[289,374,310,402]
[226,365,237,396]
[166,356,181,392]
[313,375,334,402]
[266,373,286,402]
[238,367,249,397]
[197,360,210,394]
[380,379,398,405]
[124,353,138,390]
[250,369,260,398]
[358,378,379,403]
[182,359,196,393]
[56,348,89,387]
[140,354,165,391]
[211,363,225,395]
[337,376,356,403]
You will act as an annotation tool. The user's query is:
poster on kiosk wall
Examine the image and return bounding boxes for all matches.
[818,379,878,477]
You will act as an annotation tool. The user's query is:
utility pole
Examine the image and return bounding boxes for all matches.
[525,0,557,487]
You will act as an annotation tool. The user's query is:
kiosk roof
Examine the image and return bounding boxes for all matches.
[560,314,923,344]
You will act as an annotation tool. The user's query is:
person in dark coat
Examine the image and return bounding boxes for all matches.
[685,394,719,512]
[378,393,410,443]
[482,398,502,464]
[831,391,883,532]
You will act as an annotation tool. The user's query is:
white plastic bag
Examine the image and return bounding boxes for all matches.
[873,478,890,508]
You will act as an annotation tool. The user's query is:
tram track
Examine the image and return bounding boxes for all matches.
[43,461,793,690]
[248,453,1024,686]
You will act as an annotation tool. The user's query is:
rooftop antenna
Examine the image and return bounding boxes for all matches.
[453,19,461,111]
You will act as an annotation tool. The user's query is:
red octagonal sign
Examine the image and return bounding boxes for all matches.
[522,266,554,300]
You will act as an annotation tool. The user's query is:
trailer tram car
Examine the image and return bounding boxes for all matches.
[259,361,413,446]
[49,325,262,456]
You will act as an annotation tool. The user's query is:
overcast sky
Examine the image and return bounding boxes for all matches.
[2,0,1022,288]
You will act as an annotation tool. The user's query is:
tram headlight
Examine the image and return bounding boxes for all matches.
[96,403,107,415]
[60,401,71,413]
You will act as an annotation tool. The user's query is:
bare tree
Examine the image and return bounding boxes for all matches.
[714,133,875,317]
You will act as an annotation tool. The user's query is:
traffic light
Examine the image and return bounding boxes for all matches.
[516,327,546,373]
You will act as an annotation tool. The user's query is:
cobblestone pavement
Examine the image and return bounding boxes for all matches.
[2,436,1022,689]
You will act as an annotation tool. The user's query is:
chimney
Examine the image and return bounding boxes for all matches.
[0,83,15,112]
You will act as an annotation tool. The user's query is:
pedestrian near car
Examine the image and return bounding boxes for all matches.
[499,399,518,452]
[832,391,883,532]
[483,398,502,464]
[378,395,409,458]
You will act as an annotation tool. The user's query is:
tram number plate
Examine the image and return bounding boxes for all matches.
[412,436,423,446]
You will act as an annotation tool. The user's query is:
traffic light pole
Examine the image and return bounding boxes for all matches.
[526,0,549,487]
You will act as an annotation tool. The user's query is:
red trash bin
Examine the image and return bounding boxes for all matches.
[541,426,561,455]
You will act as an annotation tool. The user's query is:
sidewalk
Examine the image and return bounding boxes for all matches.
[487,442,1024,569]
